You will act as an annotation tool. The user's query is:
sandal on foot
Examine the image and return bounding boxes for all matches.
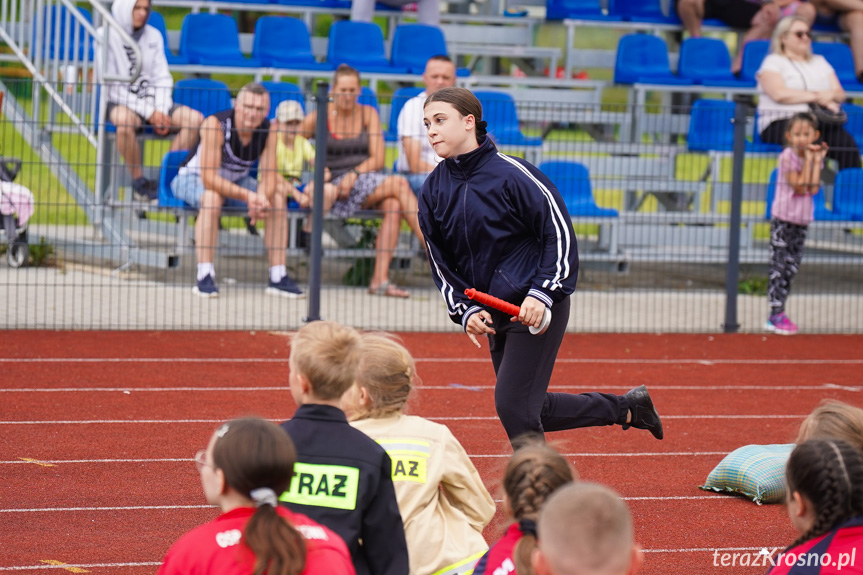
[368,281,410,298]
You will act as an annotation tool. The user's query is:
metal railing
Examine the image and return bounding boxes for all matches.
[1,76,861,332]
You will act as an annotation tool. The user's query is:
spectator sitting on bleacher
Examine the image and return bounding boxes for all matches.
[172,82,304,299]
[676,0,815,74]
[301,64,425,299]
[396,55,456,194]
[757,16,861,171]
[102,0,202,202]
[351,0,441,26]
[532,483,643,575]
[809,0,863,82]
[272,100,336,247]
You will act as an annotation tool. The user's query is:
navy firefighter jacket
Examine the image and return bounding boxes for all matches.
[280,404,409,575]
[418,136,579,330]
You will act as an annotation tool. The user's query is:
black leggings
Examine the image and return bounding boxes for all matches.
[761,119,862,171]
[487,296,629,443]
[768,218,808,315]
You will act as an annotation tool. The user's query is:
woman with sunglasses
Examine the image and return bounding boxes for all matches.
[158,418,355,575]
[757,16,861,171]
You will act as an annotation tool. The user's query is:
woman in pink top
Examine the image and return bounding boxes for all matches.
[766,111,828,335]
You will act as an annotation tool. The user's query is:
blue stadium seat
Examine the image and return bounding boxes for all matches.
[678,38,756,88]
[614,34,694,85]
[738,40,770,84]
[390,24,468,76]
[812,42,863,91]
[539,161,618,217]
[545,0,620,21]
[842,102,863,149]
[326,21,409,74]
[253,16,333,71]
[687,99,736,152]
[148,11,188,66]
[261,81,305,120]
[384,86,424,142]
[180,14,261,68]
[158,150,192,208]
[608,0,680,24]
[833,168,863,220]
[34,5,93,61]
[765,168,846,221]
[173,78,232,118]
[474,90,543,147]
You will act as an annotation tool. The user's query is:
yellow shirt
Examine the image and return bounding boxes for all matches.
[352,414,495,575]
[275,134,315,180]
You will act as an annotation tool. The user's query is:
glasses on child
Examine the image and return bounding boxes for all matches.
[792,30,811,39]
[194,449,215,472]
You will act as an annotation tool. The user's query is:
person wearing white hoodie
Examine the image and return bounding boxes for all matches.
[102,0,202,201]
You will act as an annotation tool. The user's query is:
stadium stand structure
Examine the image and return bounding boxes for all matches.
[4,0,863,273]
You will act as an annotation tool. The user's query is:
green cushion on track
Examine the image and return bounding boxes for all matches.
[699,444,795,505]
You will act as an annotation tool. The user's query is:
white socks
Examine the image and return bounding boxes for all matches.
[270,265,286,284]
[197,263,215,282]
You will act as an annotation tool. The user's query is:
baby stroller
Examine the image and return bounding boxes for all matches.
[0,157,33,268]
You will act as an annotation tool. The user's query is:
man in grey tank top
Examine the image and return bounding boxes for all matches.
[171,83,303,299]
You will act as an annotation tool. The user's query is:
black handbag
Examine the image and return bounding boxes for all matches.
[808,103,847,126]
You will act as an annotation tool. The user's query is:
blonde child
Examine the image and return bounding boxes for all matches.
[766,111,829,335]
[472,435,575,575]
[533,482,643,575]
[342,332,496,575]
[279,321,408,575]
[796,399,863,450]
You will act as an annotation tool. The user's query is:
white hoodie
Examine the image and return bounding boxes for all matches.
[101,0,173,120]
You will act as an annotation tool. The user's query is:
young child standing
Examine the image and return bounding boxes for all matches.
[342,332,497,575]
[766,111,828,335]
[279,321,409,575]
[473,435,575,575]
[768,439,863,575]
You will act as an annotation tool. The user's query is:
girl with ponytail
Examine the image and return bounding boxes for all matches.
[473,435,575,575]
[158,417,355,575]
[418,86,663,446]
[767,439,863,575]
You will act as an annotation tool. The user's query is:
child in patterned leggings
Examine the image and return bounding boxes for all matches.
[766,111,828,335]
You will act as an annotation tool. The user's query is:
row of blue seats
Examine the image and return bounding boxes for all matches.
[615,35,863,92]
[546,0,841,33]
[35,6,463,77]
[687,98,863,153]
[130,78,540,146]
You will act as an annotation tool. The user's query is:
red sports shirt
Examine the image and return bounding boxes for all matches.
[158,506,355,575]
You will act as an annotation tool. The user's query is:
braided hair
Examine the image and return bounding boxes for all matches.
[502,435,576,575]
[786,439,863,549]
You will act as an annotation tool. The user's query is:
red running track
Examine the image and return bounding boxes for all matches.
[2,331,862,574]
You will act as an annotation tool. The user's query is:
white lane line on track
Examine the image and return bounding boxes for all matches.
[1,357,862,364]
[1,383,859,392]
[1,452,730,465]
[0,563,161,571]
[0,415,806,424]
[0,505,212,513]
[0,495,742,514]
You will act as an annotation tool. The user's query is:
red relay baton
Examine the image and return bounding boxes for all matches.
[465,288,552,335]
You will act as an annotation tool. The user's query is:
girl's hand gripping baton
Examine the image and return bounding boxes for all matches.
[465,288,552,335]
